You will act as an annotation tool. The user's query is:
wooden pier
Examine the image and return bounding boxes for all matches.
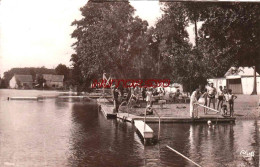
[117,113,235,123]
[97,98,117,118]
[98,101,236,123]
[98,101,236,143]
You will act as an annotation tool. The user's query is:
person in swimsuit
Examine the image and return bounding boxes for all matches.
[224,89,237,117]
[207,83,217,111]
[217,86,224,111]
[201,88,208,114]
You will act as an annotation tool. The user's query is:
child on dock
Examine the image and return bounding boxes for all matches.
[224,89,237,117]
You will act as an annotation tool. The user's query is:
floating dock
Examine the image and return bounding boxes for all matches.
[59,95,112,99]
[98,102,236,123]
[117,113,235,123]
[8,97,39,100]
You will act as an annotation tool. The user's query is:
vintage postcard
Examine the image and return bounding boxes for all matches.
[0,0,259,166]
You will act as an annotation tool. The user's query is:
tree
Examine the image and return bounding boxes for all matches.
[153,2,203,92]
[55,64,70,81]
[36,74,46,88]
[197,2,260,94]
[71,1,149,88]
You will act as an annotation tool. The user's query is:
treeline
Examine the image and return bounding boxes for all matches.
[69,2,259,92]
[0,64,71,88]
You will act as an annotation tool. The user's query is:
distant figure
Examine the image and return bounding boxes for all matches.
[207,83,217,110]
[201,88,208,114]
[159,88,165,96]
[133,87,140,103]
[224,89,237,117]
[125,88,131,101]
[146,88,153,107]
[112,87,120,113]
[141,87,147,101]
[223,86,228,94]
[153,88,159,96]
[221,104,228,116]
[190,89,199,118]
[174,89,181,103]
[217,86,224,111]
[207,120,212,126]
[145,105,154,115]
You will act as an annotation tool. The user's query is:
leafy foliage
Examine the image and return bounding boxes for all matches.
[71,1,149,87]
[71,2,259,93]
[55,64,70,81]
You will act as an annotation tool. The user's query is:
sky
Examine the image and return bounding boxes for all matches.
[0,0,193,77]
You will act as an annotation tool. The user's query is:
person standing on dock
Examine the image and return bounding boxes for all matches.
[207,83,217,111]
[112,86,120,113]
[190,89,199,118]
[217,86,224,111]
[146,88,153,107]
[141,87,147,101]
[224,89,237,117]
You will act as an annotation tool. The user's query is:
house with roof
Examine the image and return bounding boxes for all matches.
[9,74,33,89]
[42,74,64,88]
[208,67,260,94]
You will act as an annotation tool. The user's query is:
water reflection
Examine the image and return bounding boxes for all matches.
[149,121,259,167]
[69,103,144,167]
[0,90,259,167]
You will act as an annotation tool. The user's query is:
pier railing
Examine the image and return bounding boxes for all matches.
[196,103,220,113]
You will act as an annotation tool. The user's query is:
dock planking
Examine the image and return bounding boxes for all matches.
[131,116,235,123]
[97,98,117,118]
[99,104,117,118]
[116,110,235,123]
[98,99,236,123]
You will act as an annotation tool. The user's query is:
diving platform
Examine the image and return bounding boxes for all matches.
[134,120,154,139]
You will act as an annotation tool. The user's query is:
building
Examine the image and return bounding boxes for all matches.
[42,74,64,88]
[9,74,33,89]
[208,67,260,94]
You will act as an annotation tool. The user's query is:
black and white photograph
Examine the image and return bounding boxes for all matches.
[0,0,259,166]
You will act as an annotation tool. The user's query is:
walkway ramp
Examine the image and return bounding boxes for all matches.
[134,120,154,139]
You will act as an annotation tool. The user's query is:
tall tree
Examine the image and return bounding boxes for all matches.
[71,1,149,87]
[198,2,260,94]
[154,2,202,92]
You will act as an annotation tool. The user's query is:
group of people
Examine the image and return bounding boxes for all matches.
[190,83,237,118]
[112,86,165,113]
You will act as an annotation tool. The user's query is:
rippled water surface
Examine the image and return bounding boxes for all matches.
[0,89,259,167]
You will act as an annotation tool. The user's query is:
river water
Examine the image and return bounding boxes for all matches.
[0,89,259,167]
